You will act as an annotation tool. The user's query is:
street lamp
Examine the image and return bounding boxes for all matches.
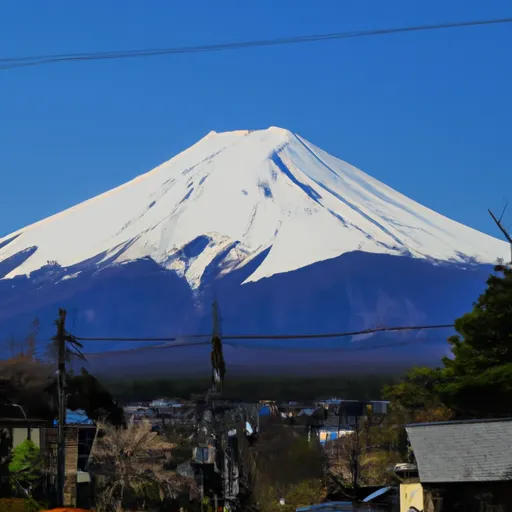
[12,403,30,441]
[11,403,27,420]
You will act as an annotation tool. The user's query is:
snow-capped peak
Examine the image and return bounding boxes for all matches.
[0,127,509,288]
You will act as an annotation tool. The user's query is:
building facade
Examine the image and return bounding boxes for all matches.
[405,418,512,512]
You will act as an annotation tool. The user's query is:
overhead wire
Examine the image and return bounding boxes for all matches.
[1,17,511,71]
[86,338,442,355]
[83,340,212,358]
[78,324,455,357]
[74,323,454,343]
[222,337,441,353]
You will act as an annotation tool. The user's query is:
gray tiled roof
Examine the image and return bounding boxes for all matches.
[406,419,512,483]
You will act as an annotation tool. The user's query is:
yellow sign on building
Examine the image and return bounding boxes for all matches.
[400,482,423,512]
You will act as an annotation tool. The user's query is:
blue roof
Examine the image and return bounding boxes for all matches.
[53,409,94,425]
[296,502,353,511]
[362,486,392,502]
[259,405,271,415]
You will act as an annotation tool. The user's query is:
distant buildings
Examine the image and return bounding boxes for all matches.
[123,398,196,427]
[318,425,354,445]
[316,399,390,446]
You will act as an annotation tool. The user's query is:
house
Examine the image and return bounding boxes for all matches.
[318,425,354,446]
[399,482,423,512]
[316,398,343,412]
[258,400,278,416]
[403,418,512,512]
[316,399,390,427]
[0,403,49,448]
[0,416,47,450]
[278,401,317,418]
[46,409,97,508]
[337,400,390,426]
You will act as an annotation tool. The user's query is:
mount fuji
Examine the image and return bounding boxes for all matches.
[0,127,508,376]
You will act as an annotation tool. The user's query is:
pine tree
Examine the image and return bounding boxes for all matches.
[386,264,512,418]
[436,264,512,417]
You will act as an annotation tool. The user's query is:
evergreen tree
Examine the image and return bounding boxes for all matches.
[67,368,125,426]
[437,264,512,417]
[386,264,512,419]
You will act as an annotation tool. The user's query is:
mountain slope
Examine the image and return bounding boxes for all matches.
[0,127,509,375]
[0,127,508,289]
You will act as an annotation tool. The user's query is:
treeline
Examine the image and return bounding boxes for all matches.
[103,374,397,404]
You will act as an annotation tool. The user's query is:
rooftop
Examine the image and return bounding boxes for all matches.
[0,417,47,424]
[406,418,512,483]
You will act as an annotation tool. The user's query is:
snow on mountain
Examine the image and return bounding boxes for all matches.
[0,126,509,289]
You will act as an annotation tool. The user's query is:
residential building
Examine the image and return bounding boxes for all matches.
[46,409,97,508]
[399,482,423,512]
[403,418,512,512]
[0,416,47,449]
[318,424,354,445]
[316,399,390,427]
[258,400,278,417]
[278,401,317,418]
[0,403,48,449]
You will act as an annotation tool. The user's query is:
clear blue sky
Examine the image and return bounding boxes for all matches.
[1,0,511,239]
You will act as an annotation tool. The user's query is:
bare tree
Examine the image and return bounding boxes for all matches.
[326,417,402,498]
[89,419,197,511]
[489,204,512,264]
[245,421,326,511]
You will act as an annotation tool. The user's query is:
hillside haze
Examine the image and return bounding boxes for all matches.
[0,127,508,376]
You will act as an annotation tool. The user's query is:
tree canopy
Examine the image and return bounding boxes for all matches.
[67,368,125,426]
[0,323,124,425]
[385,264,512,419]
[8,440,41,494]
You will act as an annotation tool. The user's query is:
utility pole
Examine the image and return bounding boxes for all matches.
[55,308,67,507]
[352,414,360,498]
[200,468,204,512]
[211,300,226,394]
[206,301,231,510]
[489,208,512,264]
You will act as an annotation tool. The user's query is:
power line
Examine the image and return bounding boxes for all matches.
[84,337,444,357]
[77,335,198,342]
[84,340,211,357]
[219,324,453,340]
[1,17,511,71]
[75,323,454,343]
[223,337,441,353]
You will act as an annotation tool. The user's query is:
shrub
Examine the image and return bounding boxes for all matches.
[8,440,42,493]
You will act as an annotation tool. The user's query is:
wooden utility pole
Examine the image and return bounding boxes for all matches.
[55,308,67,507]
[352,414,360,497]
[211,300,226,393]
[489,208,512,263]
